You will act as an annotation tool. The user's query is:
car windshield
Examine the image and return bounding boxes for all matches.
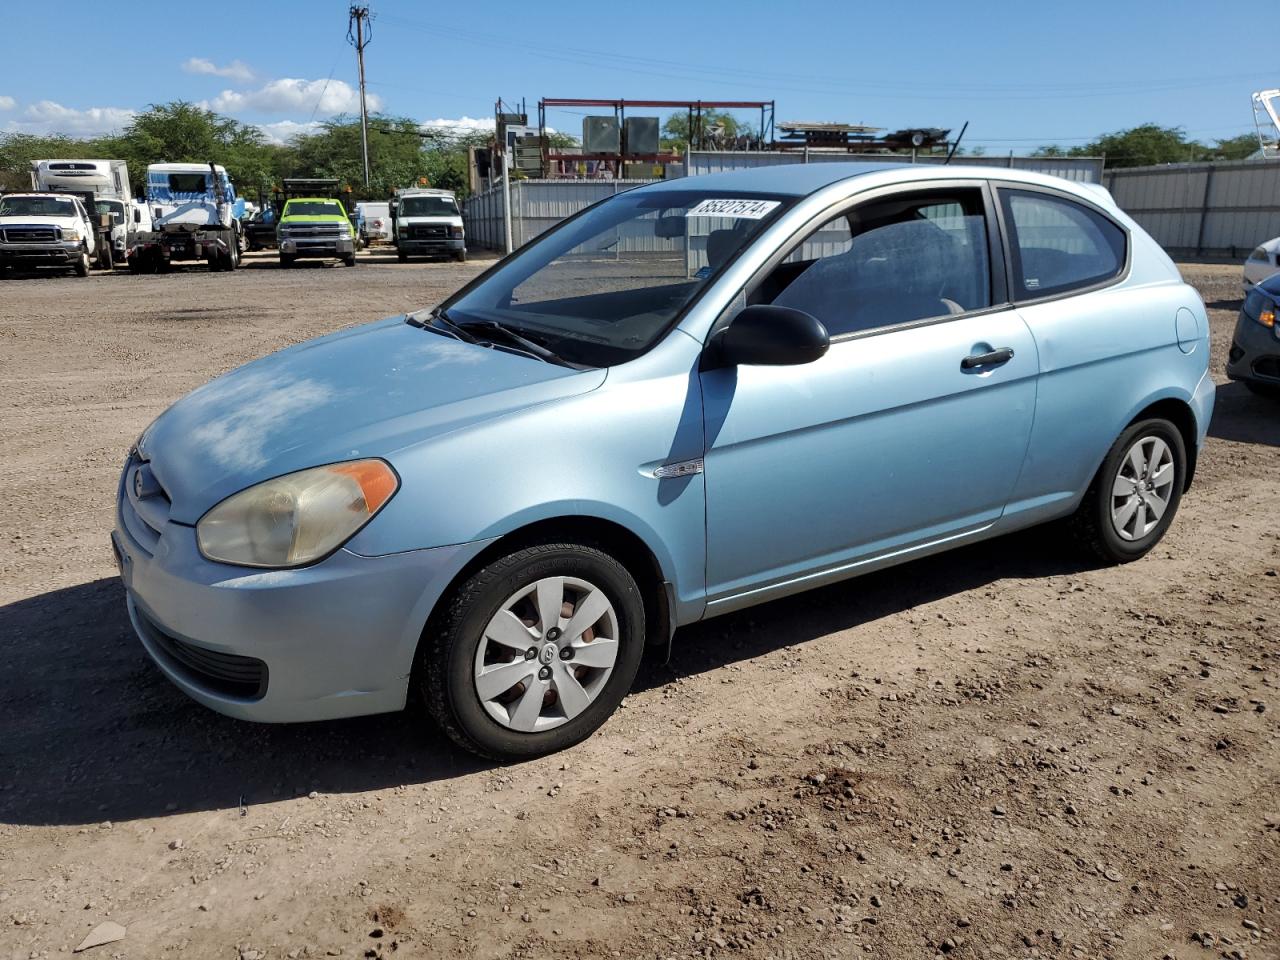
[0,196,77,218]
[285,200,344,217]
[443,189,789,367]
[400,196,458,217]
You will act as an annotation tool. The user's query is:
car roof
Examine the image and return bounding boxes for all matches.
[639,161,1106,202]
[149,163,227,174]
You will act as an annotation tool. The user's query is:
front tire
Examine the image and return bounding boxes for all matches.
[279,254,295,268]
[422,543,646,760]
[343,254,356,267]
[73,247,90,277]
[1071,418,1186,564]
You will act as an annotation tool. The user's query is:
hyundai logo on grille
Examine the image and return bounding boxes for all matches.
[132,464,160,500]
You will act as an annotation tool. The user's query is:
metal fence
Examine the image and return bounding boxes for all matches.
[684,150,1106,183]
[463,152,1107,252]
[464,179,658,251]
[1105,159,1280,258]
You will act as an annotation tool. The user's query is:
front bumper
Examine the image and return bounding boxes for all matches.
[397,237,465,254]
[113,494,480,723]
[0,241,81,265]
[1225,314,1280,386]
[279,236,355,258]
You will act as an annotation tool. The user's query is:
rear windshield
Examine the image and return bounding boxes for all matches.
[400,196,458,217]
[0,196,77,218]
[284,200,345,217]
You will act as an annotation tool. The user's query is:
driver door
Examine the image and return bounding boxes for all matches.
[700,183,1038,609]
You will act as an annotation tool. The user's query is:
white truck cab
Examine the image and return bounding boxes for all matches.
[0,192,98,276]
[392,188,466,262]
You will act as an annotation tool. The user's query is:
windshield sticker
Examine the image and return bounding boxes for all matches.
[686,198,780,220]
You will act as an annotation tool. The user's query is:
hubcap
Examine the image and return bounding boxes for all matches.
[1110,435,1175,542]
[473,576,619,733]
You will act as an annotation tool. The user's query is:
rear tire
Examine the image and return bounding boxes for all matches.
[1070,417,1186,564]
[421,542,646,761]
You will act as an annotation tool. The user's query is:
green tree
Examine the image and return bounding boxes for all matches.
[661,109,742,152]
[281,115,436,199]
[1035,124,1214,167]
[1211,133,1262,161]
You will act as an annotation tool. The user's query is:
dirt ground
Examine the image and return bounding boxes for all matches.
[0,252,1276,960]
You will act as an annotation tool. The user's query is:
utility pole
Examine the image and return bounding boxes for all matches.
[347,5,373,187]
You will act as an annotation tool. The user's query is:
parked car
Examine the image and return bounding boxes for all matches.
[114,163,1213,760]
[1227,270,1280,398]
[1243,237,1280,291]
[277,197,356,267]
[356,201,393,245]
[0,192,98,276]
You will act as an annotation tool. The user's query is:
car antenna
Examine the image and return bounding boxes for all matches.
[944,122,969,165]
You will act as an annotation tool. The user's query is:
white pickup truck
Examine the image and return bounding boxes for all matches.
[0,192,98,277]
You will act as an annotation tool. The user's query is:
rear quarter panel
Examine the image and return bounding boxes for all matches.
[1004,224,1210,524]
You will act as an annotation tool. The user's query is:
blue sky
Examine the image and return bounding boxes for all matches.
[0,0,1271,151]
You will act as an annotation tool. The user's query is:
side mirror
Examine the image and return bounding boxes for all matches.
[654,215,685,239]
[709,304,830,368]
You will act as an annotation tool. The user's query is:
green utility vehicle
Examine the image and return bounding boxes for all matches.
[275,179,357,268]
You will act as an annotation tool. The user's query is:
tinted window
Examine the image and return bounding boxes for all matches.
[999,189,1125,299]
[760,189,992,337]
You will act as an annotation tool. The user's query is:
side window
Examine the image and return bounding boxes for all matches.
[999,189,1126,299]
[754,188,992,337]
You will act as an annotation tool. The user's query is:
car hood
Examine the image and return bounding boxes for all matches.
[0,215,76,227]
[1256,270,1280,296]
[140,316,606,523]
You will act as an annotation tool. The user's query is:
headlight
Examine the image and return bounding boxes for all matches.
[397,224,408,236]
[63,227,82,242]
[197,459,398,568]
[449,225,464,237]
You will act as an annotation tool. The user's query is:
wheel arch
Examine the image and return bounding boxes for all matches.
[1127,396,1199,491]
[414,514,675,675]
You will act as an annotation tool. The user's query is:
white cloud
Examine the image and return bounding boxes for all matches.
[202,78,381,118]
[420,116,495,134]
[0,95,14,112]
[258,119,325,144]
[2,100,134,137]
[183,57,255,83]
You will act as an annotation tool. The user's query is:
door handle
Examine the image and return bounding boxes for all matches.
[961,347,1015,370]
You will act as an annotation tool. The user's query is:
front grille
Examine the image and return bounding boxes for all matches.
[1253,357,1280,381]
[410,224,448,240]
[283,224,344,238]
[2,226,59,243]
[142,610,268,699]
[118,454,172,555]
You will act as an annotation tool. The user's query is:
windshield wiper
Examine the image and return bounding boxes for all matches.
[407,307,480,344]
[454,318,587,369]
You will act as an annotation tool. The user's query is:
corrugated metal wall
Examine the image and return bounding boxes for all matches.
[1106,159,1280,258]
[464,179,658,251]
[685,150,1105,183]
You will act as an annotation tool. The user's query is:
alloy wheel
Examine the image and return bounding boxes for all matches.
[1110,435,1175,541]
[473,576,619,733]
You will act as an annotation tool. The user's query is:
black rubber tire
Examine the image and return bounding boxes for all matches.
[343,254,356,267]
[455,249,467,262]
[226,242,239,271]
[73,248,90,277]
[1245,381,1280,401]
[1070,417,1186,565]
[397,250,408,263]
[421,542,646,761]
[279,254,295,268]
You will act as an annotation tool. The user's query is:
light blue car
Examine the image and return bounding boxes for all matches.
[113,163,1214,759]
